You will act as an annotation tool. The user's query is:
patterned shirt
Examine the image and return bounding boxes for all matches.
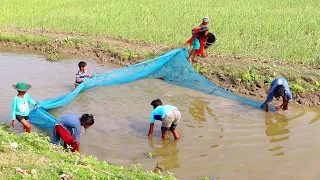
[75,70,89,84]
[11,93,36,119]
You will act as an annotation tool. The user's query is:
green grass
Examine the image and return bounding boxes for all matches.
[197,58,320,94]
[0,124,175,180]
[0,0,319,64]
[0,34,51,45]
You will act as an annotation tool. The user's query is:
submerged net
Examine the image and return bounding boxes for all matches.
[29,48,274,128]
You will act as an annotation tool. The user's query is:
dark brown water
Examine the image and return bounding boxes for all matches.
[1,52,320,180]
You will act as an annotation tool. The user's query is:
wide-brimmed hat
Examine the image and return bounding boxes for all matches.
[12,82,31,91]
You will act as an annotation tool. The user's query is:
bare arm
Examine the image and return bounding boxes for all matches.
[77,143,80,153]
[266,103,271,112]
[181,42,189,48]
[276,96,289,111]
[148,123,154,137]
[11,98,16,127]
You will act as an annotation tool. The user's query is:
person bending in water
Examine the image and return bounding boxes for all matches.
[264,77,292,112]
[11,82,38,133]
[148,99,181,140]
[52,114,94,153]
[74,61,93,88]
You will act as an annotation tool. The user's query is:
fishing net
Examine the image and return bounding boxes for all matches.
[29,48,274,128]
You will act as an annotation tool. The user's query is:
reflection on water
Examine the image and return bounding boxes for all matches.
[265,113,290,137]
[309,114,320,124]
[148,139,180,171]
[2,52,320,180]
[265,113,290,156]
[188,97,217,122]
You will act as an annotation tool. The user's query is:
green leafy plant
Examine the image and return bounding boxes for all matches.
[193,63,202,73]
[0,123,10,131]
[46,52,62,62]
[290,83,305,93]
[147,152,156,158]
[241,70,252,82]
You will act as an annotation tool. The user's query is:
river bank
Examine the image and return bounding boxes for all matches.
[0,124,175,179]
[1,28,319,106]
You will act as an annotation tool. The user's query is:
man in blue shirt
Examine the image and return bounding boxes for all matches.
[52,114,94,152]
[148,99,181,140]
[264,78,293,112]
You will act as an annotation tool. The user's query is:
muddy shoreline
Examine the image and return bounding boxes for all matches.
[0,28,319,106]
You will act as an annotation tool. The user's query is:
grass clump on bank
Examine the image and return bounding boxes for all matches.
[0,123,175,180]
[0,33,159,64]
[197,58,320,97]
[0,34,51,45]
[0,0,319,64]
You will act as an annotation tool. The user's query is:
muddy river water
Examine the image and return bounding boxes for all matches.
[1,52,320,180]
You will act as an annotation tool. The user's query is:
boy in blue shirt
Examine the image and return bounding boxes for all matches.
[52,114,94,153]
[264,78,293,112]
[11,82,38,133]
[148,99,181,140]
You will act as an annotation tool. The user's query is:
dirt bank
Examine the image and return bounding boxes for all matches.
[1,27,319,106]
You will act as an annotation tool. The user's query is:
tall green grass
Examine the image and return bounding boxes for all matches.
[0,0,319,64]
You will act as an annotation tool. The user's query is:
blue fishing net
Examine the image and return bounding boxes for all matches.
[29,48,274,128]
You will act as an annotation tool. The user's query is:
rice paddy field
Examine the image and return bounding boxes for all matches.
[0,0,319,64]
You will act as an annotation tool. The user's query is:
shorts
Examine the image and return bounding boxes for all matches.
[54,125,77,152]
[192,38,200,50]
[161,109,181,133]
[16,115,29,122]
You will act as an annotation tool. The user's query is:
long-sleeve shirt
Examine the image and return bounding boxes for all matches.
[266,78,293,104]
[11,93,36,120]
[150,105,178,123]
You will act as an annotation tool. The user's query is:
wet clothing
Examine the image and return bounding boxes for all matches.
[161,109,181,132]
[150,105,178,123]
[266,78,292,104]
[11,93,36,120]
[150,105,181,132]
[54,125,77,152]
[52,115,82,152]
[75,70,89,84]
[16,115,29,122]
